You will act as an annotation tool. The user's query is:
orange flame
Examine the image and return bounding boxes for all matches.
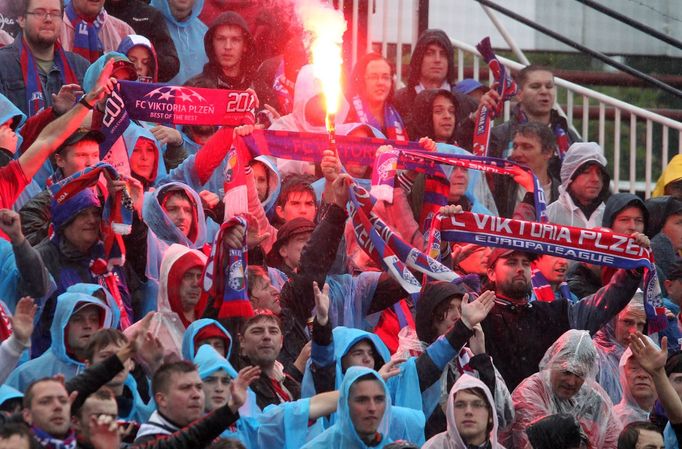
[297,1,346,118]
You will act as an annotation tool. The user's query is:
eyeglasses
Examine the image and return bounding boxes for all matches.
[453,400,488,410]
[26,10,63,20]
[365,74,392,83]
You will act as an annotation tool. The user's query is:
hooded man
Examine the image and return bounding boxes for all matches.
[546,141,610,228]
[660,261,682,354]
[567,193,648,299]
[525,414,589,449]
[60,0,134,63]
[614,343,659,426]
[157,243,208,328]
[33,188,131,354]
[269,64,350,177]
[505,329,622,449]
[105,0,179,82]
[593,295,648,405]
[6,292,113,391]
[393,29,477,146]
[182,318,233,361]
[422,374,505,449]
[142,182,218,309]
[186,11,256,91]
[150,0,207,85]
[0,0,90,116]
[646,196,682,285]
[303,366,425,449]
[653,154,682,199]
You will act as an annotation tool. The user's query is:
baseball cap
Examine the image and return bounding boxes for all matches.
[454,78,489,96]
[56,129,105,154]
[487,248,538,268]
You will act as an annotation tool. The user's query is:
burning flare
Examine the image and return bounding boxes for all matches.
[296,0,347,130]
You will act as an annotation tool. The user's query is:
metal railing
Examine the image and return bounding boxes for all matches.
[336,0,682,196]
[449,39,682,197]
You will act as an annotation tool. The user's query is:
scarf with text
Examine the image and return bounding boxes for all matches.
[236,130,547,221]
[436,211,667,332]
[272,61,294,115]
[64,2,105,63]
[100,80,256,155]
[350,95,408,141]
[202,216,253,319]
[471,37,517,157]
[18,36,78,116]
[49,163,132,328]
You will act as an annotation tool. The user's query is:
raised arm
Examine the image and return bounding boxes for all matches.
[19,59,117,180]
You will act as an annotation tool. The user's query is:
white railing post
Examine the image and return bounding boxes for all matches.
[630,114,637,194]
[614,109,621,189]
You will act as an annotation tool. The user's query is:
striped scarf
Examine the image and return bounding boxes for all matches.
[65,2,105,63]
[18,36,78,116]
[350,94,408,141]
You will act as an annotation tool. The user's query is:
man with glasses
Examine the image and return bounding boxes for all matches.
[0,0,90,116]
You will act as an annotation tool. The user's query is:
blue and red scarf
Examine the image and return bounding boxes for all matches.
[531,268,572,302]
[64,2,105,63]
[32,426,76,449]
[350,95,408,141]
[472,37,517,157]
[513,104,571,159]
[49,163,133,328]
[202,216,253,319]
[18,36,78,116]
[272,61,294,115]
[436,211,667,332]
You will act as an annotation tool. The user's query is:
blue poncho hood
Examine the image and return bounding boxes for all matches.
[0,385,23,407]
[0,92,26,152]
[82,52,133,93]
[182,318,233,361]
[123,122,167,185]
[302,367,393,449]
[194,343,238,379]
[117,34,158,82]
[66,283,121,329]
[51,292,113,364]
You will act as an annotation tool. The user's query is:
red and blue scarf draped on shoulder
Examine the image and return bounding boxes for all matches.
[64,2,105,63]
[48,162,133,328]
[350,95,408,142]
[18,36,78,116]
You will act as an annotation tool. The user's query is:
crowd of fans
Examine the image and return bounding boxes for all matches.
[1,0,682,448]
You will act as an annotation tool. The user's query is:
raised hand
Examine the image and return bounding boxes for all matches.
[468,323,486,355]
[10,297,36,344]
[293,341,312,374]
[418,137,437,152]
[460,291,495,329]
[631,232,650,249]
[438,204,463,216]
[88,413,121,449]
[234,125,255,138]
[331,173,353,207]
[228,365,261,412]
[222,224,246,250]
[321,149,341,183]
[378,357,406,381]
[244,213,270,249]
[85,58,118,106]
[51,84,83,116]
[0,209,25,245]
[151,125,183,146]
[629,331,667,375]
[313,281,330,326]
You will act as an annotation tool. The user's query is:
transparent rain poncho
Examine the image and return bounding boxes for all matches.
[613,337,659,426]
[504,329,622,449]
[593,295,646,404]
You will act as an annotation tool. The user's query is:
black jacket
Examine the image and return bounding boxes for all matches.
[104,0,180,82]
[482,268,642,390]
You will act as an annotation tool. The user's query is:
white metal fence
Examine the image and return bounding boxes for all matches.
[334,0,682,197]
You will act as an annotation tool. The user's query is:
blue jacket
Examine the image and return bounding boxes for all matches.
[302,367,424,449]
[149,0,207,85]
[660,298,682,354]
[6,292,113,391]
[0,36,89,116]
